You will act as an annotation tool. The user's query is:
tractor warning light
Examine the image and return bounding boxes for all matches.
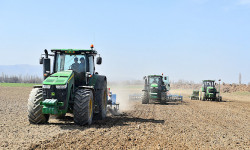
[90,44,94,49]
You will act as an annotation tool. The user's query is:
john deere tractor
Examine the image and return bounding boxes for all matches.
[28,45,107,125]
[199,80,222,101]
[141,75,170,104]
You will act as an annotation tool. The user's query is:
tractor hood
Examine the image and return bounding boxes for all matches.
[151,83,158,88]
[43,70,73,85]
[207,86,217,93]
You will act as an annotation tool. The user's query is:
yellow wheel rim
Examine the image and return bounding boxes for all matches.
[89,98,93,118]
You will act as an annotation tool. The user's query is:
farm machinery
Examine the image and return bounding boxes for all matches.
[28,45,109,125]
[198,80,222,101]
[190,90,199,100]
[130,74,182,104]
[107,88,119,115]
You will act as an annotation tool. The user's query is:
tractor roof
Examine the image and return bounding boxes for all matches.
[148,75,162,77]
[203,80,215,82]
[51,49,97,55]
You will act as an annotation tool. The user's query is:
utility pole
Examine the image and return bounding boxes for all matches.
[239,73,242,85]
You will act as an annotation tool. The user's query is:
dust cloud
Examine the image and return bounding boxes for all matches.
[108,82,143,111]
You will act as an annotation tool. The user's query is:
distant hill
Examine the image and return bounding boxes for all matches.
[0,64,42,77]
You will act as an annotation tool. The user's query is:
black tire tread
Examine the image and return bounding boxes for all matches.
[73,89,93,125]
[95,81,107,120]
[28,88,49,124]
[142,91,149,104]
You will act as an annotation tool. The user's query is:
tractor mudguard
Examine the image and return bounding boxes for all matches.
[90,75,107,90]
[90,75,107,114]
[33,85,42,88]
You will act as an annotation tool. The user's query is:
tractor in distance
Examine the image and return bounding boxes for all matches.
[199,79,222,101]
[141,74,170,104]
[28,45,108,125]
[190,90,199,100]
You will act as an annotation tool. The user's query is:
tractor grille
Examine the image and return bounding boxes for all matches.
[43,85,68,110]
[208,89,215,93]
[151,87,158,93]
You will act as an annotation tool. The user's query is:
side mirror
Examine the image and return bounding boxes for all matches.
[43,58,51,79]
[168,84,170,87]
[40,57,44,64]
[143,76,146,80]
[96,57,102,65]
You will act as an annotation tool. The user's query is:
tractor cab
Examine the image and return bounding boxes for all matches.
[202,80,216,94]
[41,45,102,86]
[143,75,167,100]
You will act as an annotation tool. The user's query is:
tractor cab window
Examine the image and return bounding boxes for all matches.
[55,53,86,73]
[88,56,94,74]
[149,77,161,84]
[79,57,86,73]
[203,81,215,88]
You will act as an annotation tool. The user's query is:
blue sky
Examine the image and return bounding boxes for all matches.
[0,0,249,83]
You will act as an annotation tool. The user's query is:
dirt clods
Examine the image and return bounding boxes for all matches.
[0,87,249,149]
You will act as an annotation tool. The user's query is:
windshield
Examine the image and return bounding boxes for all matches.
[203,81,215,87]
[148,76,161,84]
[55,53,86,73]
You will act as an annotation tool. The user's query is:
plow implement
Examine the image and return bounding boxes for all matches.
[167,94,183,102]
[129,93,183,102]
[107,89,119,115]
[129,93,142,101]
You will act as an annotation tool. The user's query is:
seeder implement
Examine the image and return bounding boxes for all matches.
[166,94,183,102]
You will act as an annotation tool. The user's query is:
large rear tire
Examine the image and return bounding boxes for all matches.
[142,91,149,104]
[202,92,206,101]
[74,89,94,125]
[28,88,49,124]
[96,82,108,120]
[160,92,166,104]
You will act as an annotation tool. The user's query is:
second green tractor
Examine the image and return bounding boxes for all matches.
[198,80,222,101]
[141,75,170,104]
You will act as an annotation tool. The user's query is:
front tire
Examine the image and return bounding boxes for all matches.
[160,92,166,104]
[74,89,94,125]
[28,88,49,124]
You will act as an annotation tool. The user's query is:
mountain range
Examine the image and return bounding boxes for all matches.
[0,64,43,76]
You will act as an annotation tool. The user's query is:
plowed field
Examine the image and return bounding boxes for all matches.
[0,87,249,149]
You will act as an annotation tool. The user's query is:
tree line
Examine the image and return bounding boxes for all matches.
[0,73,42,83]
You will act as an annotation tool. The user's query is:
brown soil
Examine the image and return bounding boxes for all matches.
[0,87,249,149]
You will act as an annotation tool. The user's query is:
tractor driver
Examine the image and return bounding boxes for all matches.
[71,57,80,73]
[152,78,158,84]
[79,57,85,73]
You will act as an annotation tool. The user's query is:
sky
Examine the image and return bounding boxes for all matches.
[0,0,249,83]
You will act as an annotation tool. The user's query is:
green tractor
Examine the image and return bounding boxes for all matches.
[141,75,170,104]
[199,80,222,101]
[190,90,199,100]
[28,45,108,125]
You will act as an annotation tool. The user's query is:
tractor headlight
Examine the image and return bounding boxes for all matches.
[43,85,51,89]
[56,85,67,89]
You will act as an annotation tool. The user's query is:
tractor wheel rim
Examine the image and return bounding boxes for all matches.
[89,98,92,118]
